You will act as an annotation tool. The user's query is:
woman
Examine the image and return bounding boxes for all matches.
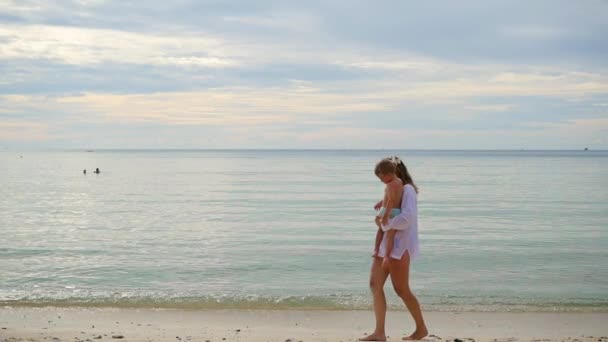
[360,156,428,341]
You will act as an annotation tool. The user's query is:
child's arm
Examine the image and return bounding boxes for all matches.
[376,188,390,223]
[381,180,402,226]
[382,182,399,262]
[374,200,383,210]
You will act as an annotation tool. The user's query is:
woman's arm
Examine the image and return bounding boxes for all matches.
[381,185,416,232]
[373,225,384,257]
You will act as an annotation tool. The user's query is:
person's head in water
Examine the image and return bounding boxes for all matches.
[389,156,419,193]
[95,168,100,174]
[374,158,398,184]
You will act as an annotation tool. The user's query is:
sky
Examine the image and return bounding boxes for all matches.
[1,0,607,149]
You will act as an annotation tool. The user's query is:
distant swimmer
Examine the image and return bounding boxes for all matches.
[94,168,100,174]
[83,169,87,174]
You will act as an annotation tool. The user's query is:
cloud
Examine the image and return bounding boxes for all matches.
[525,117,608,131]
[220,10,321,33]
[2,85,392,127]
[0,24,235,67]
[499,25,570,40]
[0,120,49,141]
[463,104,514,113]
[2,62,607,129]
[1,0,607,149]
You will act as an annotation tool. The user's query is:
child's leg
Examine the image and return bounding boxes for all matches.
[382,230,396,271]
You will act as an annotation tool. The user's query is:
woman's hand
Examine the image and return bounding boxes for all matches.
[374,200,383,210]
[382,215,389,226]
[375,216,382,228]
[382,256,390,270]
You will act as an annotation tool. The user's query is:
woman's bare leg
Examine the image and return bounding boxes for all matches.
[388,252,428,340]
[359,256,390,341]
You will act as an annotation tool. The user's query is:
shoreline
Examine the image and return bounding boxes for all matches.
[2,302,608,313]
[1,307,607,342]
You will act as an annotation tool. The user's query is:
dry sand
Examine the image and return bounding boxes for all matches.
[1,307,606,342]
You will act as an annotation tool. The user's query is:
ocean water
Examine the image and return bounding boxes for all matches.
[1,150,607,312]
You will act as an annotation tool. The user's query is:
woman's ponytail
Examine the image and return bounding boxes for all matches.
[391,156,419,193]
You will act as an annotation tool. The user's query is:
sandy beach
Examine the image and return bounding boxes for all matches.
[1,307,606,342]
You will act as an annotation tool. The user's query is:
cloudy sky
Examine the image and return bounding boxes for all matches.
[1,0,607,149]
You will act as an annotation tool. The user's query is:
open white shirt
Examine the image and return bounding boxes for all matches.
[377,184,420,260]
[381,183,417,232]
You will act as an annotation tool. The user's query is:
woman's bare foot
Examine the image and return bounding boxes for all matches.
[359,332,387,341]
[402,327,428,340]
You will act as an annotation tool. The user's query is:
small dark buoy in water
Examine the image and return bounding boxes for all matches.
[584,147,589,151]
[83,169,87,174]
[94,168,100,174]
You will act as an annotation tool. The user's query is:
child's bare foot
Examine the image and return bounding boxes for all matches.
[402,327,428,340]
[359,332,387,341]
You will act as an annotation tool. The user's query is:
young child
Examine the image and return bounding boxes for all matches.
[374,157,404,267]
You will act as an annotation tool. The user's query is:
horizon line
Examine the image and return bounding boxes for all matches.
[2,148,606,152]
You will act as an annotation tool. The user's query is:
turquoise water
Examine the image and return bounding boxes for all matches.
[1,150,607,312]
